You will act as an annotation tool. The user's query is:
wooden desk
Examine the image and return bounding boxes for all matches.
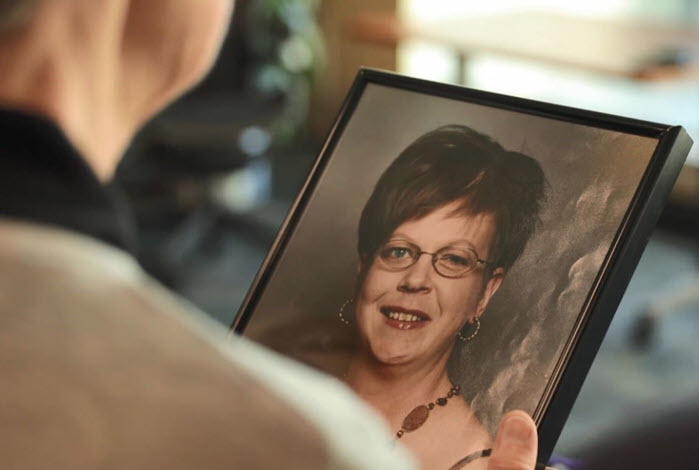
[349,11,699,82]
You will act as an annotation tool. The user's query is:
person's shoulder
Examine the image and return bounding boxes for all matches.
[450,397,493,444]
[0,219,418,470]
[447,401,493,470]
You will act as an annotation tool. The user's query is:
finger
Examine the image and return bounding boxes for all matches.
[488,410,538,470]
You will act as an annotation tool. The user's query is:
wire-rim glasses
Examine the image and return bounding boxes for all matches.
[376,240,492,278]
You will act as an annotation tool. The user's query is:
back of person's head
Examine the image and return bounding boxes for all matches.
[0,0,233,180]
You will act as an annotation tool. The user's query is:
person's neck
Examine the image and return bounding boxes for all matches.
[0,1,135,181]
[344,348,454,431]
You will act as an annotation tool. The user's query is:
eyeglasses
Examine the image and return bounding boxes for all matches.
[376,240,492,278]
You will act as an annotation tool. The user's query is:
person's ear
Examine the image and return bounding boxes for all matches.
[475,267,504,318]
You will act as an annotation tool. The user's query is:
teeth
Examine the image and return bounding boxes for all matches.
[386,311,423,322]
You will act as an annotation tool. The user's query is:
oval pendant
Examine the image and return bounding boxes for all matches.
[402,405,430,431]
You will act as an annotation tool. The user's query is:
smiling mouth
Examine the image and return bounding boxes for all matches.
[379,306,430,329]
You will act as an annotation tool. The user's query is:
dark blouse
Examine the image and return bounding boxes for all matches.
[0,108,136,254]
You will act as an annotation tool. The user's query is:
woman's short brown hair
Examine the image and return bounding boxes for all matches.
[357,125,547,272]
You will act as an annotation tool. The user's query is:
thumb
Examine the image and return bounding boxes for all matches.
[488,410,538,470]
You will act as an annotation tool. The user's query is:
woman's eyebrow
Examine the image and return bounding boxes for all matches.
[434,237,485,254]
[441,240,478,251]
[390,233,478,251]
[388,233,416,244]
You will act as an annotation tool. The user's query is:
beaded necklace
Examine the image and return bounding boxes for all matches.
[394,384,491,469]
[395,385,460,438]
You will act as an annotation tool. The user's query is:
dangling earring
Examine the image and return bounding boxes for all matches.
[338,298,353,325]
[457,317,480,342]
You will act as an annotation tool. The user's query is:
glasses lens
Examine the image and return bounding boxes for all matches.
[435,248,478,277]
[377,242,416,270]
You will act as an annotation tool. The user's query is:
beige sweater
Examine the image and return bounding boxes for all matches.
[0,218,416,470]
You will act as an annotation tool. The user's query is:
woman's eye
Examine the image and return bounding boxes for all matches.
[380,245,413,260]
[441,253,472,267]
[389,247,411,258]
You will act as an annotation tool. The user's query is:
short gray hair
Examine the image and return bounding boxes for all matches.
[0,0,40,32]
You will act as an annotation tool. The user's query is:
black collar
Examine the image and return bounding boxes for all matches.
[0,108,137,254]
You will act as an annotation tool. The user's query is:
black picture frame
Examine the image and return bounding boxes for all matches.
[231,68,693,463]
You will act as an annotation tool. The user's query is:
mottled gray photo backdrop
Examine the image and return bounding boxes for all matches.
[243,83,658,434]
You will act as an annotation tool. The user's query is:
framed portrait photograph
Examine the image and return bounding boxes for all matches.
[232,69,693,469]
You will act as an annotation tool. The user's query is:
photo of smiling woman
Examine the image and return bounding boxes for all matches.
[339,125,547,470]
[238,80,661,469]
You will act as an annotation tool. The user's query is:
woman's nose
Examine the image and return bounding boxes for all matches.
[397,254,434,293]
